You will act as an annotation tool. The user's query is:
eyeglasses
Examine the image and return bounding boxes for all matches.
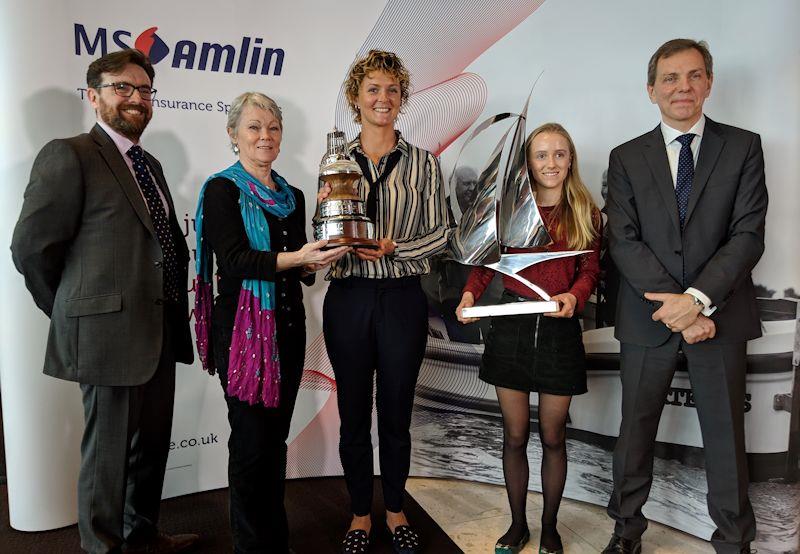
[95,82,157,100]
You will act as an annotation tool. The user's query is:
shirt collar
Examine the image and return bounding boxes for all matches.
[97,119,139,158]
[349,130,409,159]
[660,114,706,146]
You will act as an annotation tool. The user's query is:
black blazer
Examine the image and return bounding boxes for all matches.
[606,117,767,346]
[11,124,194,385]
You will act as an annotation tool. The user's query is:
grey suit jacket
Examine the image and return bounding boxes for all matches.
[606,117,767,346]
[11,124,194,386]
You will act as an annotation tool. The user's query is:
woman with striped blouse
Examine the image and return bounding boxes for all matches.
[319,50,448,554]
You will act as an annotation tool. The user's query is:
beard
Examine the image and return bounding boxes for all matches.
[98,99,151,141]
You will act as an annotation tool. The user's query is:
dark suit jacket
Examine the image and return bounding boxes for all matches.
[11,124,194,385]
[606,117,767,346]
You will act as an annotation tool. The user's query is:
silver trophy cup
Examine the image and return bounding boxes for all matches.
[313,128,379,249]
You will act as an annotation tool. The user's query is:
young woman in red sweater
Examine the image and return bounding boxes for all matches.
[457,123,601,554]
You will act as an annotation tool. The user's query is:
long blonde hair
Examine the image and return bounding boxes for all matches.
[525,123,598,250]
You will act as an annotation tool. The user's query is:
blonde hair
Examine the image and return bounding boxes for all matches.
[525,122,598,250]
[227,92,283,152]
[344,50,411,124]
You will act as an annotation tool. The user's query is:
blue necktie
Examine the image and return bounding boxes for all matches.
[127,145,180,302]
[675,133,695,229]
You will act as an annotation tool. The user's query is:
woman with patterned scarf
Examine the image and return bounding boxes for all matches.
[194,92,347,554]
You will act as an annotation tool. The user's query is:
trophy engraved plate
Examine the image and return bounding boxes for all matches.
[461,301,558,318]
[313,128,379,249]
[319,199,366,218]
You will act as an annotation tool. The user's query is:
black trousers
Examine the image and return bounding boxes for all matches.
[213,321,305,554]
[323,277,428,516]
[607,334,756,553]
[78,309,178,554]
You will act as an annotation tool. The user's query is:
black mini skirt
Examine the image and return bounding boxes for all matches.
[479,292,588,396]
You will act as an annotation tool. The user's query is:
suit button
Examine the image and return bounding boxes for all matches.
[155,261,163,268]
[674,250,682,255]
[155,298,164,305]
[282,230,288,236]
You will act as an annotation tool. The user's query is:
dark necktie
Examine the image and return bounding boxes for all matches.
[127,145,180,302]
[675,133,695,229]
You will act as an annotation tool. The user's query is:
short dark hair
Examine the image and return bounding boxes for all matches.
[647,39,712,86]
[86,49,155,89]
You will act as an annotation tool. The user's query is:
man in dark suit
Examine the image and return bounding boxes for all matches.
[11,49,197,553]
[603,39,767,554]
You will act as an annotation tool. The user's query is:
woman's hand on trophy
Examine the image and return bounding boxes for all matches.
[317,183,332,204]
[456,291,479,324]
[355,238,396,261]
[302,247,349,273]
[278,240,350,271]
[545,292,577,318]
[302,262,326,274]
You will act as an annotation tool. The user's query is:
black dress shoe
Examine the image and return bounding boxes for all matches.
[601,534,642,554]
[341,529,370,554]
[387,524,420,554]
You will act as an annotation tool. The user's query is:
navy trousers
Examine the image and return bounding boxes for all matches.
[323,277,428,516]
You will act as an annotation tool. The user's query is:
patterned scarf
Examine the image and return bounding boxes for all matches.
[194,161,296,407]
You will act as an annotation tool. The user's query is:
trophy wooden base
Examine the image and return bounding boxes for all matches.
[323,236,380,249]
[461,300,558,318]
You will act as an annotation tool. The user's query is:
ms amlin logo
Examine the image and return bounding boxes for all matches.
[74,23,285,76]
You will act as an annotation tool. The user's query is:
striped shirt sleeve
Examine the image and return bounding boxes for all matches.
[326,134,451,280]
[393,152,450,261]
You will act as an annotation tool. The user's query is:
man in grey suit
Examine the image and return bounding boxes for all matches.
[11,49,197,553]
[603,39,767,554]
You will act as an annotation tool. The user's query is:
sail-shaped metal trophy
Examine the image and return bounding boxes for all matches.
[450,92,587,318]
[313,127,379,248]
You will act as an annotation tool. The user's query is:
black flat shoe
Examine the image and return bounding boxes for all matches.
[387,524,420,554]
[341,529,370,554]
[494,528,530,553]
[539,523,563,553]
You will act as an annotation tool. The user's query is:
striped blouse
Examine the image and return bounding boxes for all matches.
[326,132,450,280]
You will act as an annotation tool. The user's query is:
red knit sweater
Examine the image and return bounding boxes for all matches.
[463,205,601,312]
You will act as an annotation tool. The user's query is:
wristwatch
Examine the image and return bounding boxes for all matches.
[688,294,704,308]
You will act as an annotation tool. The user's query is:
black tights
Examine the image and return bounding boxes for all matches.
[496,387,571,551]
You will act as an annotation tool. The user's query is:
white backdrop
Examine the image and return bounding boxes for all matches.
[1,0,797,546]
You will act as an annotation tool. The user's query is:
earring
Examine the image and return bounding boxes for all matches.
[233,143,239,155]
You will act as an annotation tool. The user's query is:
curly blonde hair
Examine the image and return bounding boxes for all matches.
[344,50,411,124]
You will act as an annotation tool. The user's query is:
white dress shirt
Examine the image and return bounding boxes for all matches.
[659,114,715,315]
[97,119,169,215]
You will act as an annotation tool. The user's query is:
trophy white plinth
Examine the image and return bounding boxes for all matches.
[461,300,558,318]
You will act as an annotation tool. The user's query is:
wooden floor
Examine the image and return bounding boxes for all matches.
[407,477,715,553]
